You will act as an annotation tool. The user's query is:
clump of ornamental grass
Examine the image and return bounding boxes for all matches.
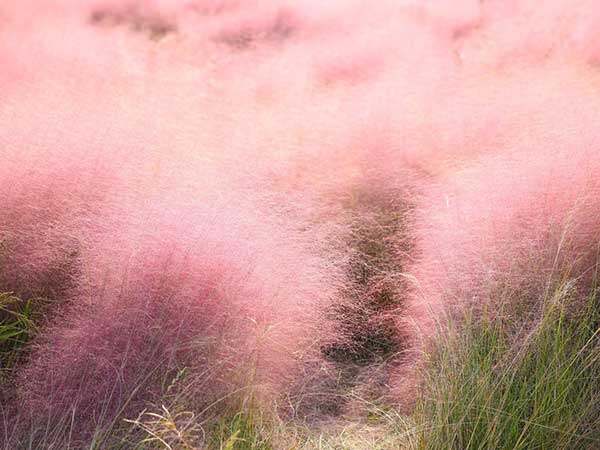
[0,158,112,304]
[125,405,205,450]
[103,354,278,450]
[3,190,340,450]
[411,275,600,450]
[405,135,600,351]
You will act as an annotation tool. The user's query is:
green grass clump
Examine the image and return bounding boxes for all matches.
[209,410,272,450]
[0,292,37,375]
[411,283,600,450]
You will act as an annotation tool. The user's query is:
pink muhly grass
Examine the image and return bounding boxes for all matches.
[6,0,600,439]
[405,129,600,351]
[0,155,114,303]
[10,191,341,445]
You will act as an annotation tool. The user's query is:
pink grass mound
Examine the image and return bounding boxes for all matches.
[405,67,600,347]
[13,190,341,442]
[0,153,114,301]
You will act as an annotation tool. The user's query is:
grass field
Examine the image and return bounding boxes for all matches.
[3,0,600,448]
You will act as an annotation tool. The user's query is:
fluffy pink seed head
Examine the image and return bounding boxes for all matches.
[405,67,600,346]
[15,187,341,438]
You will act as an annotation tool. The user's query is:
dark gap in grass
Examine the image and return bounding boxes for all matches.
[299,182,414,419]
[0,239,81,381]
[0,232,81,303]
[322,184,411,366]
[186,1,240,17]
[89,5,176,41]
[214,10,297,51]
[0,244,81,387]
